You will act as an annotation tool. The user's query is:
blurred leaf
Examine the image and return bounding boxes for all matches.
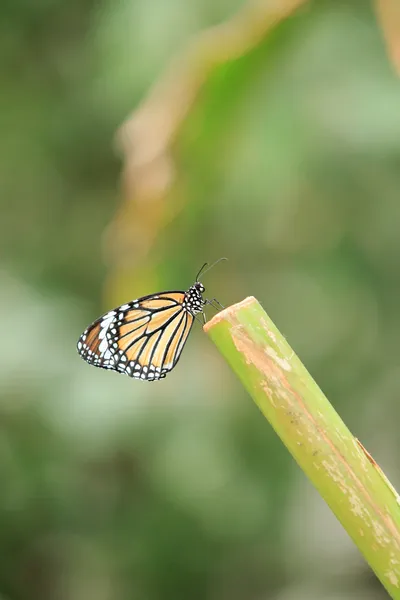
[375,0,400,74]
[105,0,309,306]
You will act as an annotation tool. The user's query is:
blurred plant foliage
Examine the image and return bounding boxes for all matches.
[0,0,399,599]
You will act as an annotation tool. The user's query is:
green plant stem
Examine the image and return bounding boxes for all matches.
[204,296,400,598]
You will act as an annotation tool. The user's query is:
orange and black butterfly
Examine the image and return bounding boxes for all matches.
[76,260,225,381]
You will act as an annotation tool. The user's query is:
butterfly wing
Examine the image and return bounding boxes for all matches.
[77,292,194,381]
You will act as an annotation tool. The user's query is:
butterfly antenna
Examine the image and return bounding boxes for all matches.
[196,257,228,281]
[195,262,208,281]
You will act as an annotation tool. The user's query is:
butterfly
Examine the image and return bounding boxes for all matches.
[76,259,226,381]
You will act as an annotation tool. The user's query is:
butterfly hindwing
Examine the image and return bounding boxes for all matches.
[77,291,194,381]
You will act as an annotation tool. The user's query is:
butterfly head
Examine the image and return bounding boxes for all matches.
[194,281,205,294]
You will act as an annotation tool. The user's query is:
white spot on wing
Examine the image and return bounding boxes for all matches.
[99,338,109,353]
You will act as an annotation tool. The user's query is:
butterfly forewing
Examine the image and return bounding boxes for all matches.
[77,290,197,381]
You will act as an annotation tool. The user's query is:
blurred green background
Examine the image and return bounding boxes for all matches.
[1,0,399,598]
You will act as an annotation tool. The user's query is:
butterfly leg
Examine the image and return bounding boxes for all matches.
[205,298,225,310]
[193,313,205,326]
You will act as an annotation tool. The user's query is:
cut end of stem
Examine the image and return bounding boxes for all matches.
[203,296,257,332]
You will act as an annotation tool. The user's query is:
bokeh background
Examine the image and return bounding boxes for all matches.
[1,0,399,598]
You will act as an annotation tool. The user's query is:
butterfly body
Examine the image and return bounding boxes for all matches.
[77,282,206,381]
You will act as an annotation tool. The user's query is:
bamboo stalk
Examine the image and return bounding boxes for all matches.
[204,296,400,598]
